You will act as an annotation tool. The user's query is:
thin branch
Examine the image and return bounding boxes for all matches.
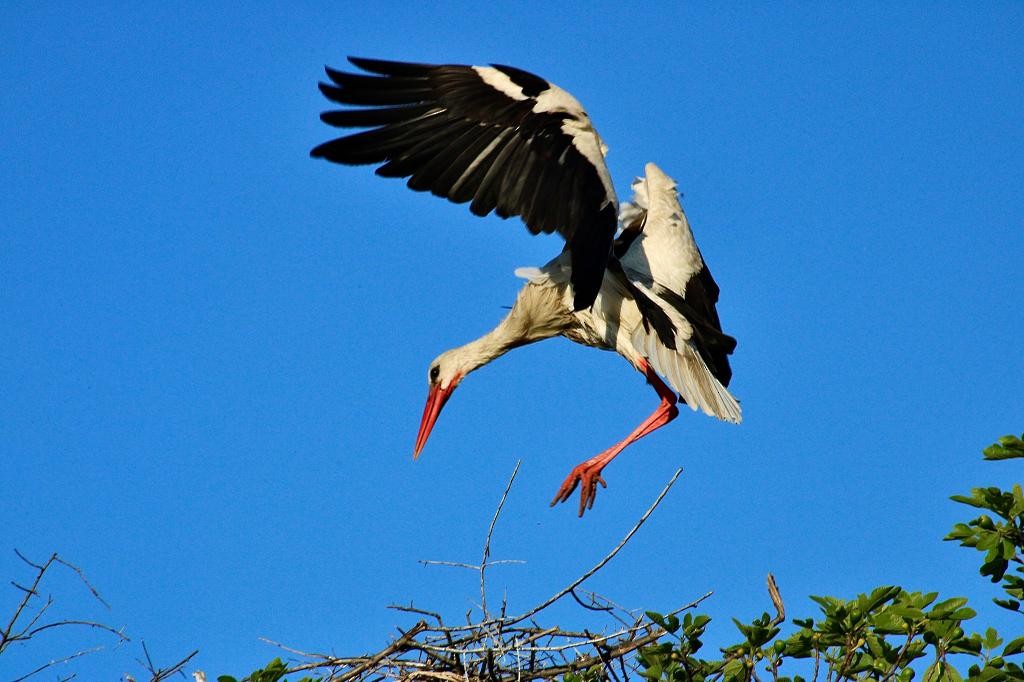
[151,649,199,682]
[520,627,560,646]
[2,552,56,649]
[17,596,55,641]
[880,628,921,682]
[10,646,104,682]
[25,619,129,642]
[317,621,428,682]
[504,467,683,627]
[138,642,199,682]
[259,636,332,660]
[481,460,521,620]
[576,590,638,629]
[52,555,111,610]
[570,589,614,612]
[141,640,157,674]
[13,549,47,571]
[387,603,445,627]
[419,560,526,570]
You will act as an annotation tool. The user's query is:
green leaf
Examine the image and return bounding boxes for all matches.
[923,660,964,682]
[951,494,987,509]
[217,678,238,682]
[949,607,977,620]
[722,658,745,679]
[930,597,968,618]
[983,434,1024,460]
[984,627,1004,650]
[1011,502,1024,520]
[864,586,902,613]
[646,611,667,627]
[994,598,1021,612]
[891,605,926,620]
[981,556,1011,581]
[1005,637,1024,657]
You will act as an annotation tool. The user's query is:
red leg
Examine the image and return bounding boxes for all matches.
[551,359,680,516]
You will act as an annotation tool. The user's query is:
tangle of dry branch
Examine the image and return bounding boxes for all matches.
[1,550,129,681]
[263,467,706,681]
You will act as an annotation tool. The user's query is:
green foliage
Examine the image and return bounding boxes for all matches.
[640,584,1023,682]
[636,435,1024,682]
[945,434,1024,615]
[638,612,714,682]
[982,435,1024,462]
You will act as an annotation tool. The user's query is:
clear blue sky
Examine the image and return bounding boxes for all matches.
[3,2,1022,679]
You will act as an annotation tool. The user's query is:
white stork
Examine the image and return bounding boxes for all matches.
[311,57,741,516]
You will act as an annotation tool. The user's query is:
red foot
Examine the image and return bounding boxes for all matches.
[550,458,610,517]
[549,361,679,517]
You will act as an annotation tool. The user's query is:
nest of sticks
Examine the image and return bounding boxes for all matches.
[262,466,713,682]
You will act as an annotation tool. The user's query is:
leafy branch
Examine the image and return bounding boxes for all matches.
[637,434,1024,682]
[946,434,1024,616]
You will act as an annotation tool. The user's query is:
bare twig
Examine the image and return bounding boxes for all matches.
[767,573,785,627]
[570,589,615,613]
[19,595,55,642]
[52,555,111,610]
[10,646,103,682]
[138,641,199,682]
[154,649,199,681]
[387,603,445,627]
[13,549,46,572]
[3,549,128,682]
[419,560,526,570]
[260,636,332,660]
[2,552,57,651]
[503,467,683,627]
[481,460,521,619]
[10,582,38,596]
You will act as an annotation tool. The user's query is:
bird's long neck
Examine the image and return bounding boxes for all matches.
[449,326,518,376]
[450,282,573,377]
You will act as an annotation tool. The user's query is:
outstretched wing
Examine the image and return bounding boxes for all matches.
[310,57,618,310]
[617,163,740,422]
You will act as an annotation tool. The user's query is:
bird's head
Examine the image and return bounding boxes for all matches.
[413,349,467,459]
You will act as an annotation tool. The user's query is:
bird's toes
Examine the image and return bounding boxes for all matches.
[553,463,608,516]
[550,476,580,507]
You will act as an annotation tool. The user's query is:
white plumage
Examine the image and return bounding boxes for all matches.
[515,163,741,424]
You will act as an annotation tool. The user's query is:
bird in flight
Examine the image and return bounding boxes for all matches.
[311,57,740,516]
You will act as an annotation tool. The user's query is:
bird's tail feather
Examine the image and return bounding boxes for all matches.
[632,326,742,424]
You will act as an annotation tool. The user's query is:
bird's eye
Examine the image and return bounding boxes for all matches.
[430,366,440,382]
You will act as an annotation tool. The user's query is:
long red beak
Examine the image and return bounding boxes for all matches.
[413,380,457,459]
